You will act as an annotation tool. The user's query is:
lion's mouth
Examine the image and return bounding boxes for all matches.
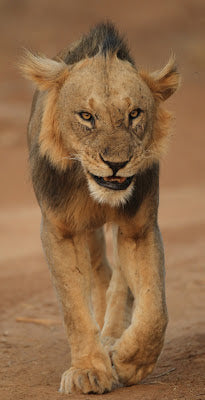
[90,173,134,190]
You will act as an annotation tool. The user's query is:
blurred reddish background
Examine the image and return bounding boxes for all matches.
[0,1,204,399]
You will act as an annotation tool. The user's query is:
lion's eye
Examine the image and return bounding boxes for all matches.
[129,108,142,119]
[79,112,93,121]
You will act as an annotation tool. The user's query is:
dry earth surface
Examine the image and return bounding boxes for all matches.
[0,1,204,399]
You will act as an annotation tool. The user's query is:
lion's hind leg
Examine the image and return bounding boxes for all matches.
[101,224,134,344]
[88,228,112,329]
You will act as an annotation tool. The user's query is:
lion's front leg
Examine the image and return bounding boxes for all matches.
[111,225,168,385]
[41,218,117,394]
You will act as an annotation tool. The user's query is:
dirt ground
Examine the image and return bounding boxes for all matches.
[0,1,204,399]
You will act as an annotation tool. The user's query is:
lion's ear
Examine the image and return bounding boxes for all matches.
[19,49,69,90]
[140,55,181,101]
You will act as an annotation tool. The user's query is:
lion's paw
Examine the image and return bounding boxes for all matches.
[59,365,118,394]
[112,353,155,385]
[111,334,163,385]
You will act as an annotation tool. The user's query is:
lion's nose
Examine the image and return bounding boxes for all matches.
[100,155,129,175]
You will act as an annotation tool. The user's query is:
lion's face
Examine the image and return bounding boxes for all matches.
[57,56,156,206]
[20,50,179,207]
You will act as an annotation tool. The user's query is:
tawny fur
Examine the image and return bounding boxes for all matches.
[20,22,180,394]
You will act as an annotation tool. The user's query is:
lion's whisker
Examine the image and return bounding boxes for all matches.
[58,155,81,162]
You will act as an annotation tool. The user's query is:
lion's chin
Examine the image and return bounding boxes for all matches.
[87,174,135,207]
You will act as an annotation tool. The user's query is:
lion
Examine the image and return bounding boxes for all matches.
[20,22,180,394]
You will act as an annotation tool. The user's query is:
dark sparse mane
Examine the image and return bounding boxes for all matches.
[62,22,135,66]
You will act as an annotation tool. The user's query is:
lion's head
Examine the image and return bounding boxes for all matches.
[20,24,180,207]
